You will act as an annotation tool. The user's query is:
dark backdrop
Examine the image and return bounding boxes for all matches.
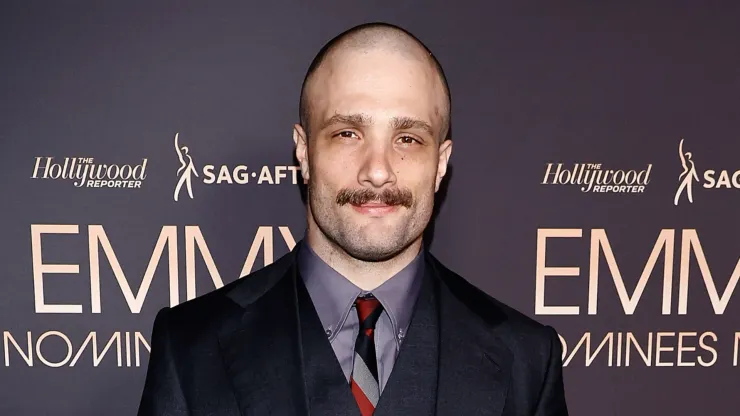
[2,1,739,415]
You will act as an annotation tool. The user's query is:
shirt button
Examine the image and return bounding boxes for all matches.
[398,329,405,342]
[325,328,333,337]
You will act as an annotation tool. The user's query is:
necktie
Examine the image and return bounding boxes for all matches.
[350,295,384,416]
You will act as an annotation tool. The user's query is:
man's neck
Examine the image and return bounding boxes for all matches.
[305,227,423,291]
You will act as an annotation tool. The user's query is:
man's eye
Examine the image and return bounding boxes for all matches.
[337,131,359,139]
[398,136,418,145]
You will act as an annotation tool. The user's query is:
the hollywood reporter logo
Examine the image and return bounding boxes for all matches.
[31,157,148,188]
[542,162,652,193]
[173,132,300,201]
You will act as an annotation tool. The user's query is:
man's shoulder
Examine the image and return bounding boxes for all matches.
[151,250,296,335]
[431,255,558,345]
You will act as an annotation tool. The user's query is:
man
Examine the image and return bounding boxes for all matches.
[138,22,568,416]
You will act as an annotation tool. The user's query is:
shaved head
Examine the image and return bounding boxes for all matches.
[293,22,454,267]
[299,22,451,141]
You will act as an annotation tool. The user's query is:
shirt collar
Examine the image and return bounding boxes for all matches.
[298,239,425,341]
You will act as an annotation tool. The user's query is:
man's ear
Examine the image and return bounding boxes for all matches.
[293,124,310,184]
[435,139,452,192]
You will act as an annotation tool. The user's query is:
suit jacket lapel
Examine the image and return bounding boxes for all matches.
[373,261,439,416]
[374,249,513,416]
[295,275,360,416]
[432,253,512,416]
[218,251,309,415]
[217,244,362,416]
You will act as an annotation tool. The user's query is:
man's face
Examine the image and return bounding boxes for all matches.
[295,48,452,261]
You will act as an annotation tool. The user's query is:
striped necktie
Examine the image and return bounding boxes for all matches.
[350,295,384,416]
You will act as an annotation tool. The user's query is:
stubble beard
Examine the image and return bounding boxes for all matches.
[307,180,431,262]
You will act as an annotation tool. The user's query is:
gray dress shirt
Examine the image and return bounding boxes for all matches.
[298,242,424,393]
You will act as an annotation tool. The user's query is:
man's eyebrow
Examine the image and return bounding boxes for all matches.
[318,113,373,131]
[318,113,435,137]
[390,116,434,137]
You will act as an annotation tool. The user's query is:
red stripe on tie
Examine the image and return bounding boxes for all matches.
[351,379,376,416]
[356,298,379,323]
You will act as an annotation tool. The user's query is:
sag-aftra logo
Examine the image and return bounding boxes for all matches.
[173,132,300,201]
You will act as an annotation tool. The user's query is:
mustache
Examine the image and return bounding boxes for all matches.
[336,188,413,208]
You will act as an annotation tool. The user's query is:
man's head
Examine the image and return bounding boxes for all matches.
[294,22,453,262]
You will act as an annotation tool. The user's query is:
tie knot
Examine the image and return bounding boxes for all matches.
[355,295,383,329]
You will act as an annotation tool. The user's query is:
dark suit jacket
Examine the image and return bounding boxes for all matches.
[138,243,568,415]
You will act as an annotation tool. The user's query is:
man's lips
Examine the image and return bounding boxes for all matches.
[349,202,399,215]
[357,202,389,207]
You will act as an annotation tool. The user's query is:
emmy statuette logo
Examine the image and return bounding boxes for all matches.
[673,138,699,206]
[173,132,199,201]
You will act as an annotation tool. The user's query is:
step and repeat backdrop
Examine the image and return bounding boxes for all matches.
[2,1,739,415]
